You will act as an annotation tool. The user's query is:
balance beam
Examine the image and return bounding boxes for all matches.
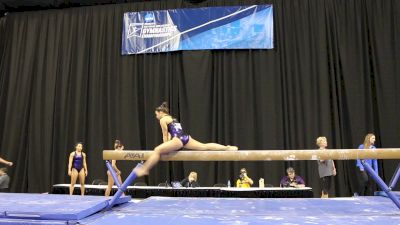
[103,148,400,161]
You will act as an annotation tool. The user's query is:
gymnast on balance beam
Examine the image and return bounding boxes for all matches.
[134,102,238,177]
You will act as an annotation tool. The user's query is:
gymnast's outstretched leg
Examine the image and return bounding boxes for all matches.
[135,138,183,177]
[184,136,238,151]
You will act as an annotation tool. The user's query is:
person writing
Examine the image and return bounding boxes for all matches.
[180,171,200,188]
[316,136,336,198]
[0,167,10,192]
[236,168,253,188]
[356,133,378,196]
[105,140,124,196]
[0,157,13,166]
[68,142,88,195]
[135,102,238,177]
[280,167,305,188]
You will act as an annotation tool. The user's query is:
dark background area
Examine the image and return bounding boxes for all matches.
[0,0,160,16]
[0,0,399,197]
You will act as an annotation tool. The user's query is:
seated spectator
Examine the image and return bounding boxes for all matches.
[236,168,254,188]
[280,167,305,188]
[0,167,10,192]
[180,171,200,187]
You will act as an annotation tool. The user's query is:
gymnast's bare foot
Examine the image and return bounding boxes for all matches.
[227,145,238,151]
[134,167,148,177]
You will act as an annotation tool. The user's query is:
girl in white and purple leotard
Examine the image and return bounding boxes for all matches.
[135,102,238,177]
[68,142,88,195]
[167,118,190,145]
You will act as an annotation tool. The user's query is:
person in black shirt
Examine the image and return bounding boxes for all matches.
[180,171,199,187]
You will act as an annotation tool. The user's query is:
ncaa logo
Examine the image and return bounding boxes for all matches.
[144,12,155,23]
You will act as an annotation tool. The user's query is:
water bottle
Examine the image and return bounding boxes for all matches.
[227,180,231,188]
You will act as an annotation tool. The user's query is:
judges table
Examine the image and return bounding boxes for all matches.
[51,184,313,198]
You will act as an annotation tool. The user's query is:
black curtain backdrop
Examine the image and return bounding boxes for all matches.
[0,0,399,197]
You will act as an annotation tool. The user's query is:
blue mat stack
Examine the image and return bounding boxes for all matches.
[0,193,130,224]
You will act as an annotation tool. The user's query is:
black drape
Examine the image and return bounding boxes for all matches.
[0,0,399,197]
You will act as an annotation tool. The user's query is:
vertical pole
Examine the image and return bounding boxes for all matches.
[362,161,400,210]
[105,160,122,187]
[389,163,400,190]
[106,163,142,210]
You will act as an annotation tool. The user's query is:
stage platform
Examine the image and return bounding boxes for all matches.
[0,193,399,224]
[52,184,314,198]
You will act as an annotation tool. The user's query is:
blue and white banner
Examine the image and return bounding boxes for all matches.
[122,5,274,54]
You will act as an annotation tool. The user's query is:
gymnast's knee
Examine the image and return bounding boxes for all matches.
[153,147,163,156]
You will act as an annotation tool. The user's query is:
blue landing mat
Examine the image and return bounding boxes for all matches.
[79,196,400,225]
[0,193,130,221]
[0,218,69,224]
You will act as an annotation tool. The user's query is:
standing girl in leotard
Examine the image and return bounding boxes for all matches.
[135,102,238,177]
[105,140,124,196]
[68,142,88,195]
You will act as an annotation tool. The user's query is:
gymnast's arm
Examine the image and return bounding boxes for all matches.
[0,157,12,166]
[67,153,73,176]
[83,152,88,176]
[159,117,170,143]
[111,160,121,175]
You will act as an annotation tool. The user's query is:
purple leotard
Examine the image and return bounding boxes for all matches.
[72,152,84,172]
[167,118,190,145]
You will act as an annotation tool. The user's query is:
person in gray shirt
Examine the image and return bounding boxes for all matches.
[0,167,10,192]
[316,137,336,198]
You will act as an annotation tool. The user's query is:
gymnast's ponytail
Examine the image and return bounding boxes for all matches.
[156,101,169,114]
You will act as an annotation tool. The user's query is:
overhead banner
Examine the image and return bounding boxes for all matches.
[122,5,274,54]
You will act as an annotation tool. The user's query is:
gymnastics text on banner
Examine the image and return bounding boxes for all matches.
[121,5,274,54]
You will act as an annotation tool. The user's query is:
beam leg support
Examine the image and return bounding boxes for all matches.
[362,161,400,210]
[389,163,400,190]
[105,163,142,210]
